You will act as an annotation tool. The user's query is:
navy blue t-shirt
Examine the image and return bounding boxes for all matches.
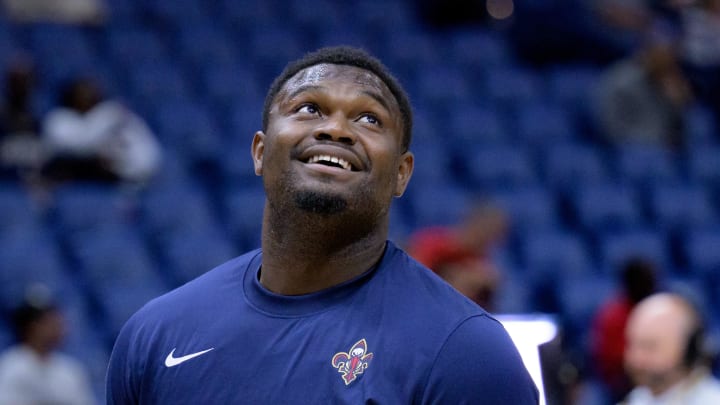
[107,241,538,404]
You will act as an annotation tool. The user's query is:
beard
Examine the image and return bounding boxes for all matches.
[294,190,347,215]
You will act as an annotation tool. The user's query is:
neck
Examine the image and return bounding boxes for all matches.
[648,368,691,397]
[24,340,53,359]
[259,205,389,295]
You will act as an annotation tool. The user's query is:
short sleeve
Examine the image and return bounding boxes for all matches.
[420,315,539,404]
[106,316,141,404]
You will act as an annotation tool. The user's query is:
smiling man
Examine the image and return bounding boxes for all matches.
[106,46,538,404]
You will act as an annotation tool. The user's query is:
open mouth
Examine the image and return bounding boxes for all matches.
[304,154,356,171]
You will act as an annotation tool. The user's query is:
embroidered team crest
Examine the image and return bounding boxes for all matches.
[331,338,374,385]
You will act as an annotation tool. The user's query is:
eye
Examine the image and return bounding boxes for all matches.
[357,113,382,127]
[296,103,320,115]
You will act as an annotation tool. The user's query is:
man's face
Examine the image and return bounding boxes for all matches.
[252,64,413,223]
[624,304,686,391]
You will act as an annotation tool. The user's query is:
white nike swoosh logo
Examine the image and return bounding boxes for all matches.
[164,347,214,367]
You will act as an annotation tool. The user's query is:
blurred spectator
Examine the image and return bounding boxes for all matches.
[622,292,720,404]
[590,257,658,403]
[40,76,162,186]
[679,0,720,127]
[509,0,663,65]
[2,0,106,25]
[0,288,95,405]
[595,35,693,148]
[0,57,43,181]
[406,201,508,311]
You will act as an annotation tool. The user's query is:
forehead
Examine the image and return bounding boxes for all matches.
[279,64,397,106]
[628,303,687,343]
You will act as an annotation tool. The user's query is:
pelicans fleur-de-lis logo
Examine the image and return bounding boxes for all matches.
[331,339,374,385]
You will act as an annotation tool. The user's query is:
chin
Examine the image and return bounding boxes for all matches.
[294,190,348,215]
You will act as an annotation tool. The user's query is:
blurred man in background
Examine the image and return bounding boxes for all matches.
[590,257,658,402]
[622,292,720,404]
[0,290,95,405]
[406,201,509,311]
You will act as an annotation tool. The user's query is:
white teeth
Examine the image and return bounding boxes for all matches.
[308,154,351,171]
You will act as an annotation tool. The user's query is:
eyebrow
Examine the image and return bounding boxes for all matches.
[286,83,392,112]
[285,84,325,102]
[361,89,392,114]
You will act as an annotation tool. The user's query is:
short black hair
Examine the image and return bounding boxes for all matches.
[262,46,413,151]
[10,299,57,341]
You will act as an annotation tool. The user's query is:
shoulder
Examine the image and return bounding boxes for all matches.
[118,249,258,337]
[696,374,720,399]
[380,242,482,314]
[421,315,539,404]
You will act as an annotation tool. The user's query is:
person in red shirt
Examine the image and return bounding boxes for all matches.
[590,257,658,402]
[406,202,508,311]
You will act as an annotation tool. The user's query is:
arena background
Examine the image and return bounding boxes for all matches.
[0,1,718,404]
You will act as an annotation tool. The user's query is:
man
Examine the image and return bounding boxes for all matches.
[0,293,96,405]
[590,257,657,402]
[622,292,720,404]
[406,201,508,310]
[107,46,538,403]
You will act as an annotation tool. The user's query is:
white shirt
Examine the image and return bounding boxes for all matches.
[624,370,720,405]
[43,100,162,182]
[0,345,96,405]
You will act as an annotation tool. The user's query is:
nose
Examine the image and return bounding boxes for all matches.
[313,113,356,145]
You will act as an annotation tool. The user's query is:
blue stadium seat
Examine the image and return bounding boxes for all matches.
[685,104,718,147]
[687,146,720,192]
[67,225,163,290]
[521,230,593,282]
[407,183,471,228]
[407,138,453,186]
[684,229,720,282]
[522,230,595,313]
[141,184,218,242]
[557,273,615,349]
[126,62,190,103]
[52,183,137,233]
[28,24,98,85]
[160,228,238,284]
[382,31,440,77]
[152,100,222,162]
[96,282,167,340]
[542,143,610,190]
[248,28,305,83]
[287,0,346,38]
[494,270,532,313]
[351,0,415,33]
[649,185,716,232]
[200,63,262,110]
[0,228,75,311]
[546,64,599,115]
[415,64,470,106]
[449,29,513,72]
[615,145,680,186]
[226,99,265,141]
[493,187,559,232]
[448,104,509,146]
[142,0,210,25]
[463,144,536,189]
[66,225,167,340]
[223,186,266,251]
[175,26,238,68]
[515,102,574,146]
[105,26,168,68]
[599,229,669,274]
[0,183,42,232]
[572,183,642,232]
[484,67,542,107]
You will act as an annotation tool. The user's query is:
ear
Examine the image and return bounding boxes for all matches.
[394,151,414,197]
[251,131,265,176]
